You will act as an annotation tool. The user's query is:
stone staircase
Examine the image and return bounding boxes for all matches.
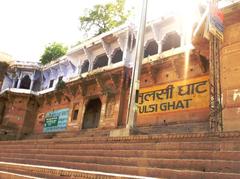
[0,131,240,178]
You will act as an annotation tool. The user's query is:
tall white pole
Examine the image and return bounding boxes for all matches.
[126,0,148,129]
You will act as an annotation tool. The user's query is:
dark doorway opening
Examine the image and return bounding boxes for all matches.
[82,98,102,129]
[20,75,31,89]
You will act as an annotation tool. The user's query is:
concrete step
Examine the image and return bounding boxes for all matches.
[1,153,240,174]
[0,157,239,179]
[0,148,240,161]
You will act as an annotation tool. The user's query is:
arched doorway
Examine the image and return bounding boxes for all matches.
[82,98,102,129]
[20,75,31,89]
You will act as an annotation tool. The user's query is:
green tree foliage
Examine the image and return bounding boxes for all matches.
[40,42,68,65]
[79,0,130,36]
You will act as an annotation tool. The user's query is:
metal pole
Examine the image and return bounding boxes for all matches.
[126,0,148,129]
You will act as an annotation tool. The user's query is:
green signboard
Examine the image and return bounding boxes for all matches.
[43,108,69,133]
[45,116,59,127]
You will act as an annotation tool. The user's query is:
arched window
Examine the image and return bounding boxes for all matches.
[162,32,181,52]
[144,40,158,58]
[20,75,31,89]
[81,60,89,73]
[93,54,108,70]
[112,48,123,64]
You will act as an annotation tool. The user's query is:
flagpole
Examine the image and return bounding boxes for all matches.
[126,0,148,129]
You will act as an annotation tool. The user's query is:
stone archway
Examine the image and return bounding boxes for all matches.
[162,31,181,52]
[93,54,108,70]
[144,40,158,58]
[81,60,89,74]
[82,98,102,129]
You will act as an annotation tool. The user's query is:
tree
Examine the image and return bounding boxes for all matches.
[40,42,68,65]
[79,0,130,36]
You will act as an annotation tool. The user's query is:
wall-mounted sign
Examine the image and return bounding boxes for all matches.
[138,76,209,115]
[209,5,224,41]
[43,108,69,133]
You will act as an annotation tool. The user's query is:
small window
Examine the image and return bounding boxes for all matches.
[49,79,54,88]
[72,110,79,121]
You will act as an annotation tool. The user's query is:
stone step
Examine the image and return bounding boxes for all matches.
[1,153,240,174]
[0,148,240,161]
[0,161,151,179]
[1,141,240,151]
[0,157,239,179]
[0,170,39,179]
[2,131,240,145]
[0,168,63,179]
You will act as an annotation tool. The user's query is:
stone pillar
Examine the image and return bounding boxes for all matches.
[30,79,34,91]
[101,39,113,66]
[83,47,94,71]
[107,55,112,66]
[17,78,22,88]
[99,94,108,128]
[77,97,85,130]
[12,79,16,88]
[157,41,162,54]
[117,31,129,66]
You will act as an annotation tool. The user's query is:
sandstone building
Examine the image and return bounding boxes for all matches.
[0,2,239,139]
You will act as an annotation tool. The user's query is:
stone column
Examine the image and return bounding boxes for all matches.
[107,55,112,66]
[99,94,108,128]
[30,79,34,91]
[17,77,22,88]
[12,79,16,88]
[77,97,85,130]
[157,41,162,54]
